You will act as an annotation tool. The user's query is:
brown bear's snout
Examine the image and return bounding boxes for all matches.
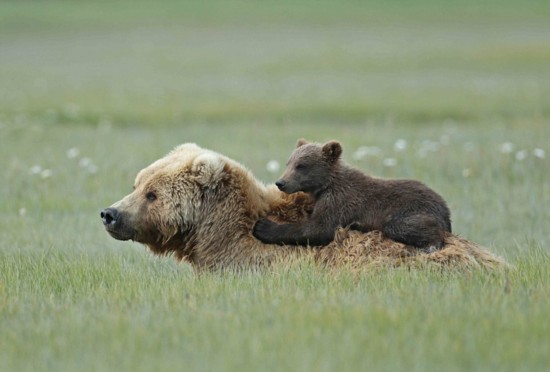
[101,207,119,226]
[101,207,135,241]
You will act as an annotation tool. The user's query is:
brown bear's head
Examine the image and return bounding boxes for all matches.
[100,143,232,256]
[275,139,342,196]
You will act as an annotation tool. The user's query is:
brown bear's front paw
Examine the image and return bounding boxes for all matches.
[253,219,282,245]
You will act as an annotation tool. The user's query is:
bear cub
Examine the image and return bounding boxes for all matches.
[253,139,452,251]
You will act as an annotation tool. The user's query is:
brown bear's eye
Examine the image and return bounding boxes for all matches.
[295,163,307,171]
[145,192,157,201]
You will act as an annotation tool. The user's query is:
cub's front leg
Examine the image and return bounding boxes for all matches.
[252,219,288,245]
[252,218,333,247]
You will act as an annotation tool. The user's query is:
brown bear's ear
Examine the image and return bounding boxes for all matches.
[191,153,225,187]
[296,138,309,148]
[322,141,342,163]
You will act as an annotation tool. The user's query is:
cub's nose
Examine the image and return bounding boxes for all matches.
[100,208,119,226]
[275,180,286,190]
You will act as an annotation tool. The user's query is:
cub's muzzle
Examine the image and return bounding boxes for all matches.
[275,179,287,191]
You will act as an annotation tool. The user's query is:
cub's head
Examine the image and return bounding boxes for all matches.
[100,143,228,254]
[276,139,342,195]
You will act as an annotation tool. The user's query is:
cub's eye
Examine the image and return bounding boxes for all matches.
[295,163,307,171]
[145,191,157,201]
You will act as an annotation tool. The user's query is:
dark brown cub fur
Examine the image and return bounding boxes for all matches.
[253,139,452,250]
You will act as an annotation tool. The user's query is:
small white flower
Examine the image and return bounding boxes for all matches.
[40,169,52,179]
[19,208,27,216]
[353,146,381,160]
[515,150,527,161]
[383,158,397,167]
[353,149,366,160]
[66,147,80,159]
[368,147,382,156]
[422,140,440,151]
[79,157,92,168]
[533,148,545,159]
[266,160,280,173]
[394,139,407,152]
[30,165,42,174]
[417,140,440,158]
[416,149,427,158]
[500,142,515,154]
[462,168,471,178]
[87,164,99,174]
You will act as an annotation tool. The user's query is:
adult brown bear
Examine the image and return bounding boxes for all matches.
[100,143,504,271]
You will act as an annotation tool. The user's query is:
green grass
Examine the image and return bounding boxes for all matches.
[1,1,550,371]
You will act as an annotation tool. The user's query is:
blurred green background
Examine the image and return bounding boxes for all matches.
[1,1,549,371]
[2,0,550,124]
[2,0,548,251]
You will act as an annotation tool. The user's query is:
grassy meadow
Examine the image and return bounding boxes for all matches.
[1,0,550,370]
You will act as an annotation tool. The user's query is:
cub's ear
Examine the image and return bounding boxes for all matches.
[322,141,342,162]
[191,152,225,187]
[296,138,309,148]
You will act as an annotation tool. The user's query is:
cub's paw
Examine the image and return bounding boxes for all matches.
[333,226,351,245]
[252,219,281,244]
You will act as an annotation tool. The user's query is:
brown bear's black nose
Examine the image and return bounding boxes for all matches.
[275,180,286,190]
[101,208,119,226]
